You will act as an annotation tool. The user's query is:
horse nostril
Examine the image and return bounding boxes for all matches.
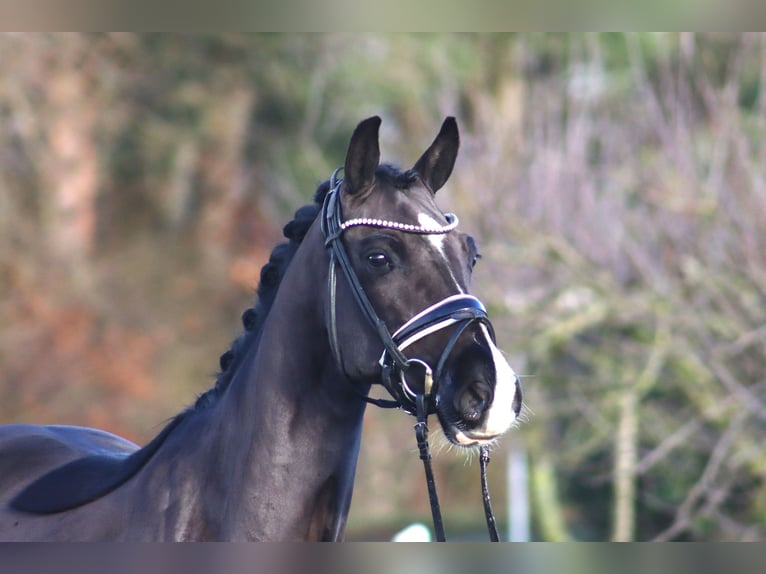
[512,377,523,417]
[456,381,493,424]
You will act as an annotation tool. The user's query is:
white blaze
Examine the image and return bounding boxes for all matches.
[418,213,447,255]
[417,212,463,293]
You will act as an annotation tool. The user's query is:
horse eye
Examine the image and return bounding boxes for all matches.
[366,252,390,268]
[466,236,481,270]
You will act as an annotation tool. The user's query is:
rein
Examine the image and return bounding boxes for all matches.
[320,168,501,542]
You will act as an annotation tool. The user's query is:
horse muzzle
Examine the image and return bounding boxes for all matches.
[437,325,523,447]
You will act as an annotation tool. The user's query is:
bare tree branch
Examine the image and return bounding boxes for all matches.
[653,411,748,541]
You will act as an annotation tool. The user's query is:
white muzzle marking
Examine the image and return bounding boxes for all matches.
[478,324,518,437]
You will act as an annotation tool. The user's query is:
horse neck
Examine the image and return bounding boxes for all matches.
[196,222,368,540]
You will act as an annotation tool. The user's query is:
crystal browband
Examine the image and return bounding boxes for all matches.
[339,213,459,234]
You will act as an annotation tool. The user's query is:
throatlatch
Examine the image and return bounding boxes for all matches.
[321,168,502,542]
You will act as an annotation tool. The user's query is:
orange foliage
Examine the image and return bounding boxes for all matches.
[5,292,158,441]
[227,249,271,294]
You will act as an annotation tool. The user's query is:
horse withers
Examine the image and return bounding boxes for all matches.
[0,116,522,541]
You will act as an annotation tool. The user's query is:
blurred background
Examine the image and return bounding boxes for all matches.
[0,33,764,541]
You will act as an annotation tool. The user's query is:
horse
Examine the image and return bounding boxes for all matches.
[0,116,522,541]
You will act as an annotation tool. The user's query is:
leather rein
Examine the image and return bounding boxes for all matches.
[320,168,501,542]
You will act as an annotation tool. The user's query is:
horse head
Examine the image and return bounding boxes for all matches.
[324,116,522,447]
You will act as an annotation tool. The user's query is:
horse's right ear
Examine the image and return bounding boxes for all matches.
[343,116,381,195]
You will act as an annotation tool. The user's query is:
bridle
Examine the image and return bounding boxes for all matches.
[320,168,501,542]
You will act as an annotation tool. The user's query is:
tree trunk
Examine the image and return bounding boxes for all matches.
[612,386,638,541]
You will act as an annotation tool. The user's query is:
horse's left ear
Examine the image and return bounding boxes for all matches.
[413,117,460,194]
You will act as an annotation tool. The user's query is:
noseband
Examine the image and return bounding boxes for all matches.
[320,168,501,542]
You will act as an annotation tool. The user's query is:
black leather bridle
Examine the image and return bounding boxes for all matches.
[320,168,501,542]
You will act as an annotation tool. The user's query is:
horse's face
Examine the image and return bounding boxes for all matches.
[331,117,522,447]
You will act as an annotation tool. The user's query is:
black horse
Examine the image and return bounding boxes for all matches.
[0,116,522,541]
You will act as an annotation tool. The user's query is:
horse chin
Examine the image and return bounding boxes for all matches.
[435,407,504,448]
[453,430,499,448]
[442,425,502,448]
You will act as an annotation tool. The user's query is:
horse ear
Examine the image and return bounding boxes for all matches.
[343,116,382,195]
[413,117,459,193]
